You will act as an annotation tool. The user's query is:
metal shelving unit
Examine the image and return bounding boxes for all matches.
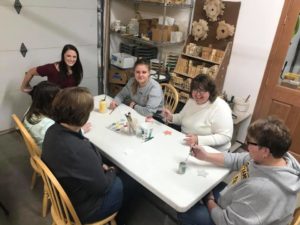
[115,33,185,47]
[132,0,194,81]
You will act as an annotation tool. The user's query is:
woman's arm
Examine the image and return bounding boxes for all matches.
[114,80,132,105]
[191,145,225,166]
[172,99,191,125]
[197,99,233,148]
[20,67,39,92]
[134,85,163,116]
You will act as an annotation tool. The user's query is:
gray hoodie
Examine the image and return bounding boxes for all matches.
[114,77,164,116]
[211,152,300,225]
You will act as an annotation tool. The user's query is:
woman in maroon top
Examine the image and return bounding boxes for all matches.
[21,44,83,92]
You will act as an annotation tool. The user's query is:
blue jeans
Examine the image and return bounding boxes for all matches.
[87,177,123,223]
[177,182,227,225]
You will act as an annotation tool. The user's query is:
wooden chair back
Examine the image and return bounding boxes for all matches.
[291,207,300,225]
[33,155,117,225]
[11,114,41,158]
[33,155,82,224]
[161,83,179,113]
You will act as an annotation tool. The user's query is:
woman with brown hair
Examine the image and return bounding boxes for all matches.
[109,59,164,117]
[23,81,60,149]
[21,44,83,92]
[163,74,233,151]
[42,87,123,224]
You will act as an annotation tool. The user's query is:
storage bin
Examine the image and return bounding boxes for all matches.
[233,97,250,114]
[111,53,137,69]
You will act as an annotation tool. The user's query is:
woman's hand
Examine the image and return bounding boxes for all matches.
[102,164,115,172]
[203,191,215,206]
[162,108,173,123]
[20,68,37,93]
[82,122,92,133]
[129,101,136,108]
[184,134,198,146]
[21,85,33,93]
[109,100,118,109]
[191,145,208,161]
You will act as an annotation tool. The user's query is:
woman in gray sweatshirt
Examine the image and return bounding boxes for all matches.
[109,59,164,117]
[178,116,300,225]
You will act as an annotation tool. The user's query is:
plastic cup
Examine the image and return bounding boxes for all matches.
[178,162,187,174]
[99,100,107,113]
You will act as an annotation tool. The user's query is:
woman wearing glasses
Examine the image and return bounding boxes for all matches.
[163,74,233,151]
[178,117,300,225]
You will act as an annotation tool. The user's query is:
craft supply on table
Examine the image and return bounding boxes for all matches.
[107,119,127,132]
[139,122,154,141]
[197,169,208,177]
[178,161,187,174]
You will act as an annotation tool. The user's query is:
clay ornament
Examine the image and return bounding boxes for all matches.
[192,19,209,41]
[203,0,225,22]
[216,20,235,40]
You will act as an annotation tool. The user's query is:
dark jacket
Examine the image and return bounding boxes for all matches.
[42,123,116,223]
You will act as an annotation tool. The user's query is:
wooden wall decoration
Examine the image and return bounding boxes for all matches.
[183,0,241,92]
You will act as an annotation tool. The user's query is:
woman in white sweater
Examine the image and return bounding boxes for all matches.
[163,75,233,151]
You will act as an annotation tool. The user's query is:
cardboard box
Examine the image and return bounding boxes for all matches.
[109,66,133,85]
[151,25,179,42]
[139,18,158,36]
[108,84,124,97]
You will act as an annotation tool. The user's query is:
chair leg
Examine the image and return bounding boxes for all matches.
[42,187,49,217]
[30,171,37,190]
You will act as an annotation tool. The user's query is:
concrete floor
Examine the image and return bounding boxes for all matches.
[0,131,177,225]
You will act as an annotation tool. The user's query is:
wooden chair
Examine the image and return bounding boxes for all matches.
[291,207,300,225]
[161,83,179,113]
[32,155,118,225]
[11,114,49,217]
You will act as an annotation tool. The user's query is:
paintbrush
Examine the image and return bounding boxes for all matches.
[109,107,116,114]
[185,148,192,162]
[245,94,251,102]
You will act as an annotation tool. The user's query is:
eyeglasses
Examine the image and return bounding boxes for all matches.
[245,140,258,146]
[236,140,259,151]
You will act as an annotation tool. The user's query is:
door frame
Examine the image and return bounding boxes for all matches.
[253,0,300,121]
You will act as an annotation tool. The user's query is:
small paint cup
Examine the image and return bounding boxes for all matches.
[99,100,107,113]
[178,162,187,174]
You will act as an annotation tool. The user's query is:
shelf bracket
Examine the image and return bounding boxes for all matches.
[14,0,22,14]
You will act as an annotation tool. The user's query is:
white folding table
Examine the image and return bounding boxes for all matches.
[85,95,230,212]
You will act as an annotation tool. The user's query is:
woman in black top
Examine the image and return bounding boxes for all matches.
[42,87,123,223]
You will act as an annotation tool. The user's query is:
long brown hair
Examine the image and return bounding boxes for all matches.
[131,59,150,95]
[25,81,60,124]
[59,44,83,85]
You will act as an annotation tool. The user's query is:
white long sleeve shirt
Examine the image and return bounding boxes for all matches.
[172,97,233,151]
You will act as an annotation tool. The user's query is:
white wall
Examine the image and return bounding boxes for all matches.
[0,0,98,132]
[223,0,284,141]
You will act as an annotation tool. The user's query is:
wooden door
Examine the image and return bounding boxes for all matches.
[252,0,300,161]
